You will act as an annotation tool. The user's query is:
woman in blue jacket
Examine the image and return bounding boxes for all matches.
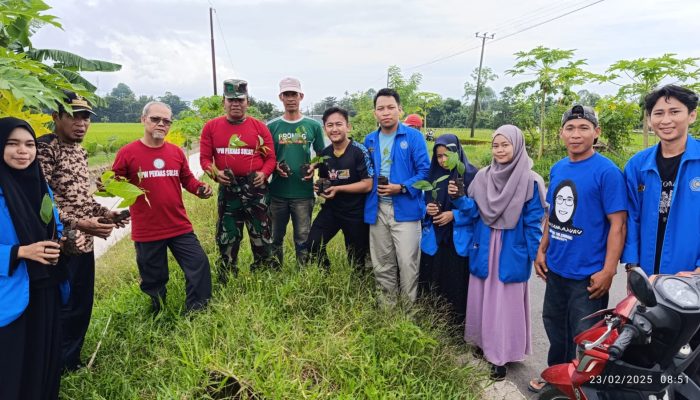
[419,134,477,329]
[0,117,70,400]
[450,125,546,380]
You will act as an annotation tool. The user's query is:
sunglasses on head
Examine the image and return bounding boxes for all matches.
[148,116,173,126]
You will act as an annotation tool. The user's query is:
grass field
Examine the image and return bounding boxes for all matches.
[59,182,487,399]
[84,123,142,167]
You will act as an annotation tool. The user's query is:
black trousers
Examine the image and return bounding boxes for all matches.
[60,251,95,370]
[135,232,212,311]
[305,207,369,270]
[0,284,62,400]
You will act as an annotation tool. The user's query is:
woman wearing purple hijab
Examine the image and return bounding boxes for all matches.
[449,125,546,380]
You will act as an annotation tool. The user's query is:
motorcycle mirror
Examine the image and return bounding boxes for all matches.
[627,266,657,307]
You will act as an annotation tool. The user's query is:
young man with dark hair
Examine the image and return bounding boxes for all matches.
[267,77,325,265]
[530,105,627,392]
[622,84,700,275]
[200,79,278,281]
[305,107,373,270]
[113,101,213,314]
[364,88,430,304]
[37,91,124,372]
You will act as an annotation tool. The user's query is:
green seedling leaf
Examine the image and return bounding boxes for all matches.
[228,134,246,148]
[431,189,439,200]
[93,191,111,197]
[39,193,54,225]
[101,170,115,184]
[412,180,433,191]
[433,175,449,185]
[457,162,466,176]
[108,180,146,203]
[310,155,330,164]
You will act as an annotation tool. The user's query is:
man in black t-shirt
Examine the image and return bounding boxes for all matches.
[306,107,374,269]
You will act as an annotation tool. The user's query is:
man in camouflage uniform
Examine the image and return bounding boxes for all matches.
[199,79,278,281]
[37,91,127,372]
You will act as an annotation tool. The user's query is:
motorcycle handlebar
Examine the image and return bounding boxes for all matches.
[608,324,640,361]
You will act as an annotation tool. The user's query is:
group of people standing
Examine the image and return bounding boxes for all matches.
[0,79,698,398]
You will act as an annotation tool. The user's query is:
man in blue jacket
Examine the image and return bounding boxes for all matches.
[364,88,430,304]
[622,84,699,275]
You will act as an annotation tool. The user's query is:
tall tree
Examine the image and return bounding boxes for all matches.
[0,0,120,132]
[601,53,699,148]
[159,91,190,118]
[415,92,442,129]
[387,65,422,114]
[506,46,595,158]
[463,66,498,110]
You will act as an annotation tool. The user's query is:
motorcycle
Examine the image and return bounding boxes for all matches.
[425,129,435,142]
[539,266,700,400]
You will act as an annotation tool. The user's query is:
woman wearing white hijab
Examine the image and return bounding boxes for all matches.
[449,124,546,380]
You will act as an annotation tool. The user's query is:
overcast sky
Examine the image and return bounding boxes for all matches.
[34,0,699,109]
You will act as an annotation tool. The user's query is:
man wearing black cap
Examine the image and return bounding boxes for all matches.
[37,91,128,372]
[200,79,278,281]
[528,105,627,392]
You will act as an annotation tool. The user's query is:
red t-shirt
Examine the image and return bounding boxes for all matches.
[112,140,203,242]
[199,116,276,178]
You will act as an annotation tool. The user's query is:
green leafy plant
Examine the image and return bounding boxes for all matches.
[412,175,449,201]
[309,155,330,165]
[39,193,54,226]
[94,170,147,208]
[444,150,466,175]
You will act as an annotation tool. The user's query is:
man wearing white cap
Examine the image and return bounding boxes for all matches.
[267,77,325,265]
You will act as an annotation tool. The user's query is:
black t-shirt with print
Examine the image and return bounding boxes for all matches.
[318,139,372,217]
[654,149,683,274]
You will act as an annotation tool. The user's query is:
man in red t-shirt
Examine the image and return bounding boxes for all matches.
[200,79,278,281]
[113,101,213,314]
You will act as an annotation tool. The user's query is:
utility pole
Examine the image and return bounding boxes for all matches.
[209,7,217,95]
[469,32,494,138]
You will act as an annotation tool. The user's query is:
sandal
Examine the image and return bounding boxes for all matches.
[528,377,548,393]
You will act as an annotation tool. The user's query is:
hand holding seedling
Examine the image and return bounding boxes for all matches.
[251,171,266,187]
[426,203,440,216]
[214,169,232,186]
[275,162,289,178]
[447,181,458,196]
[377,183,401,196]
[18,240,61,265]
[196,184,214,199]
[106,210,130,228]
[78,216,115,239]
[319,185,341,200]
[433,211,454,226]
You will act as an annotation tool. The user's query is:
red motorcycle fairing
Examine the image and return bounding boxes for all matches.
[542,363,577,398]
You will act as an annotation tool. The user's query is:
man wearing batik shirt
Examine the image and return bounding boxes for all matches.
[113,101,213,314]
[199,79,278,281]
[306,107,373,270]
[38,91,124,372]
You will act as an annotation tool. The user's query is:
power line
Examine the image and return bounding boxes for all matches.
[406,0,606,71]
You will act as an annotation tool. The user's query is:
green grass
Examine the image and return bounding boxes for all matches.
[60,182,487,399]
[84,123,143,167]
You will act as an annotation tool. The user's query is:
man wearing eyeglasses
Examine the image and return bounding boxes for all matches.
[199,79,278,281]
[112,101,213,315]
[528,105,627,393]
[37,90,124,372]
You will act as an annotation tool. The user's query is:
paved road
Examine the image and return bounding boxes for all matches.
[506,266,629,399]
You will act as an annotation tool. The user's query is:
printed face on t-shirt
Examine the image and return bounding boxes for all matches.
[554,185,575,224]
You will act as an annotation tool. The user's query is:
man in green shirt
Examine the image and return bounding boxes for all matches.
[267,77,325,264]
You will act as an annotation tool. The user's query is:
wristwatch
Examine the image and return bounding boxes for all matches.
[400,184,407,194]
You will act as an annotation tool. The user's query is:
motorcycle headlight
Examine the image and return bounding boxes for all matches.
[658,277,700,310]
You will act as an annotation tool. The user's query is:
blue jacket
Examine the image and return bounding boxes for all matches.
[363,124,430,223]
[0,187,65,327]
[622,135,700,275]
[453,184,544,283]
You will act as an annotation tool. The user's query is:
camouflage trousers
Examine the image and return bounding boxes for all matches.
[216,178,277,277]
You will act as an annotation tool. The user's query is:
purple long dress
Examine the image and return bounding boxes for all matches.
[464,229,531,366]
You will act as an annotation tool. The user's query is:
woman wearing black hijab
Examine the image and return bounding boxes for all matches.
[0,117,69,400]
[418,134,477,329]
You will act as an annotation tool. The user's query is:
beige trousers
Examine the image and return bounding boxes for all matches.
[369,202,422,304]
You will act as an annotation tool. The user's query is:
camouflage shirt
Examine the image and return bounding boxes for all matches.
[37,134,109,253]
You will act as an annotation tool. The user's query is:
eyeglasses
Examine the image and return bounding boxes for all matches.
[148,116,173,126]
[556,196,574,206]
